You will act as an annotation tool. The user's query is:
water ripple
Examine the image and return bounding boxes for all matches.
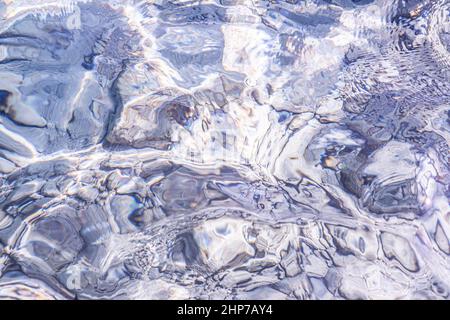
[0,0,449,300]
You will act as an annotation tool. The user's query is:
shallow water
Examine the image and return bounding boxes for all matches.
[0,0,449,300]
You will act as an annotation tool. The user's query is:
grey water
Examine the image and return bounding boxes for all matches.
[0,0,449,300]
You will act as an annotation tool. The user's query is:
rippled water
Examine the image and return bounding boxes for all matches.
[0,0,449,300]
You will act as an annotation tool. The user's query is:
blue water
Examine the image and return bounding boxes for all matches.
[0,0,449,299]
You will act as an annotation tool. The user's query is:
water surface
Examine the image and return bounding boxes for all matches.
[0,0,449,299]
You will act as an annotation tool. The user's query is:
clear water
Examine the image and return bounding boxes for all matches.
[0,0,449,300]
